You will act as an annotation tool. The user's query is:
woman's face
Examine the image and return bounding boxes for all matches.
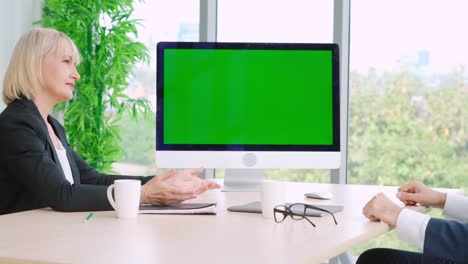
[41,38,80,104]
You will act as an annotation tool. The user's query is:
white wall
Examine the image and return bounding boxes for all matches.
[0,0,42,112]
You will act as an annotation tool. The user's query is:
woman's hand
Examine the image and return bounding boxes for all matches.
[140,168,221,205]
[396,180,447,208]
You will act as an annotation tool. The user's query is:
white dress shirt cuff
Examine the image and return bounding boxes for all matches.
[443,192,468,222]
[396,208,430,250]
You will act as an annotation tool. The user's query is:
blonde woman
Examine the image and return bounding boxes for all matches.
[0,28,219,214]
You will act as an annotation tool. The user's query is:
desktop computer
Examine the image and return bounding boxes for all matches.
[156,42,340,191]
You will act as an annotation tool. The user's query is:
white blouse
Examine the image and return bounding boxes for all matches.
[55,141,74,184]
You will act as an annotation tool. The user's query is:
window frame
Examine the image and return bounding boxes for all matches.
[201,0,351,183]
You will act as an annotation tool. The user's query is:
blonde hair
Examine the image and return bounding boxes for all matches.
[2,27,80,104]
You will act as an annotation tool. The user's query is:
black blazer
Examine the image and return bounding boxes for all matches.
[424,218,468,263]
[0,98,152,214]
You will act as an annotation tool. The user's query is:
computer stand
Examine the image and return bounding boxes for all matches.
[222,169,264,192]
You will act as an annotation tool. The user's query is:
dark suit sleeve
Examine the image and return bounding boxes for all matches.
[1,116,152,212]
[423,218,468,263]
[71,149,153,185]
[1,124,114,211]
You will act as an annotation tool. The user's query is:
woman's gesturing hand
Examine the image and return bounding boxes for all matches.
[140,168,221,205]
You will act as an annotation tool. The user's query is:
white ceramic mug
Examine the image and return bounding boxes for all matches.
[260,180,286,219]
[107,179,141,219]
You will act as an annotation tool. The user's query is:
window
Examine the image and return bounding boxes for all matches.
[115,0,200,175]
[216,0,335,182]
[349,0,467,255]
[0,1,42,113]
[348,0,467,190]
[217,0,333,43]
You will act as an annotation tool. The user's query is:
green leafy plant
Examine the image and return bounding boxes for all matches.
[36,0,152,172]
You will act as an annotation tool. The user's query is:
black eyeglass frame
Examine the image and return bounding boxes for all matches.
[273,203,338,226]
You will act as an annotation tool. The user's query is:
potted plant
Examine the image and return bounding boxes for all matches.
[36,0,152,173]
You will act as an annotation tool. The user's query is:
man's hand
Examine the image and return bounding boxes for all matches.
[140,168,221,205]
[397,180,447,208]
[362,193,402,227]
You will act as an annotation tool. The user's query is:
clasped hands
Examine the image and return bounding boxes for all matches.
[362,180,447,227]
[140,168,221,205]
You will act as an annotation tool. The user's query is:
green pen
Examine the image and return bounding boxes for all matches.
[83,212,94,223]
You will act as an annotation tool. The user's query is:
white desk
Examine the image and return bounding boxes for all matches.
[0,182,463,264]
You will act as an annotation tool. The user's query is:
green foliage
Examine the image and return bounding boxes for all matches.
[36,0,152,172]
[119,112,155,165]
[348,67,467,188]
[265,169,330,183]
[214,169,330,183]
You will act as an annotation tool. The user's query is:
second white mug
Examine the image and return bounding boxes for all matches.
[260,180,286,219]
[107,179,141,219]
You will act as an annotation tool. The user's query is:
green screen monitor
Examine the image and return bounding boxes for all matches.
[156,42,340,170]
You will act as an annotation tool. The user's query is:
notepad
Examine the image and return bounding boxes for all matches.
[139,203,217,215]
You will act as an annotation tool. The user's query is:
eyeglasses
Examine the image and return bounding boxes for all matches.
[273,203,338,227]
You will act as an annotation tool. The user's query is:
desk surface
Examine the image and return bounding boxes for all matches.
[0,182,463,264]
